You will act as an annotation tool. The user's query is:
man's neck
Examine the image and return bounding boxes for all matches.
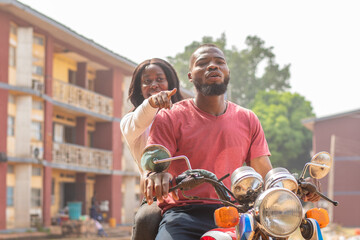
[194,94,227,116]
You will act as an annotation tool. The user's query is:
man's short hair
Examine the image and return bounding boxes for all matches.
[189,43,223,70]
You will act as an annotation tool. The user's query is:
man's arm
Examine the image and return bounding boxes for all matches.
[249,155,272,180]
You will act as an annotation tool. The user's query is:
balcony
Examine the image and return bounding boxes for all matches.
[52,142,112,170]
[53,79,113,117]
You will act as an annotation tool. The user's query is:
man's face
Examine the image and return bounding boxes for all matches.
[188,46,230,96]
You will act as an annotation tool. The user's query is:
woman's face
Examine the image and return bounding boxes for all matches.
[141,64,169,99]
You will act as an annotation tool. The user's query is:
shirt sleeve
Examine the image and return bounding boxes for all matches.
[247,111,271,162]
[120,99,158,146]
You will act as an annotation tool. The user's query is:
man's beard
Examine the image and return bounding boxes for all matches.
[193,76,229,96]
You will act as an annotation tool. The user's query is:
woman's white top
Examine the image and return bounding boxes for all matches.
[120,99,158,174]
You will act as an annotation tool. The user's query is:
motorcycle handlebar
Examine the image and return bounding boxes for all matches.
[299,182,338,206]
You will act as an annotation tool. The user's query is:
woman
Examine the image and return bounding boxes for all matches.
[120,58,183,240]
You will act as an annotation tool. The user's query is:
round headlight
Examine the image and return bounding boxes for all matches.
[231,166,263,203]
[254,188,302,238]
[264,167,298,194]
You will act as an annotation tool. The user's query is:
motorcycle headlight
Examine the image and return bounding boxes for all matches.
[231,166,263,204]
[254,188,302,238]
[264,167,298,194]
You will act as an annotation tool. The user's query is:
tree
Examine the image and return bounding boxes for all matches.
[167,33,291,108]
[251,90,315,171]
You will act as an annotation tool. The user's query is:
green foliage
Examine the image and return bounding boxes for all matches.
[167,33,291,108]
[251,90,315,171]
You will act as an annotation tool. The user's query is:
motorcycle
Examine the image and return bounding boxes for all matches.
[141,144,338,240]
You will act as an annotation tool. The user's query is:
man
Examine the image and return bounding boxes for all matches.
[144,44,272,239]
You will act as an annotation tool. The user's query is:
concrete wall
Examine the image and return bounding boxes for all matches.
[16,28,33,87]
[15,96,32,157]
[14,164,31,228]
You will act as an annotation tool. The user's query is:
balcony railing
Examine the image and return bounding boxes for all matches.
[52,142,112,170]
[53,79,113,117]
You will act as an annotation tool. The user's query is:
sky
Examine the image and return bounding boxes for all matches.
[18,0,360,118]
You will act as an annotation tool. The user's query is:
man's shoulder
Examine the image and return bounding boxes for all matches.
[158,99,193,115]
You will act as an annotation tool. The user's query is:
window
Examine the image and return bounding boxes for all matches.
[9,46,16,67]
[7,116,15,136]
[10,24,17,35]
[64,126,76,144]
[32,167,42,176]
[31,188,41,207]
[8,94,15,104]
[33,35,44,46]
[7,165,14,174]
[51,179,55,205]
[7,187,14,206]
[33,100,43,110]
[68,70,77,85]
[32,65,43,76]
[31,121,42,141]
[87,131,94,147]
[88,79,94,91]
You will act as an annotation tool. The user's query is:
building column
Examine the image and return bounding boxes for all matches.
[0,12,10,230]
[14,96,32,228]
[16,27,33,88]
[14,164,32,228]
[76,117,87,146]
[94,69,124,224]
[42,35,54,227]
[75,173,87,214]
[15,96,32,157]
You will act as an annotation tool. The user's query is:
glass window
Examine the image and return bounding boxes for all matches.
[8,94,15,104]
[51,179,55,205]
[33,100,43,110]
[10,24,17,35]
[9,46,16,67]
[32,65,43,76]
[7,187,14,206]
[33,35,44,46]
[32,167,42,176]
[31,121,42,141]
[7,116,15,136]
[7,165,14,174]
[68,70,77,85]
[31,188,41,207]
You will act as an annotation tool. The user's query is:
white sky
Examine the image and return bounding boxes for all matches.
[19,0,360,117]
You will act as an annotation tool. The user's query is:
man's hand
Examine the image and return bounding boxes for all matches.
[301,177,321,202]
[149,88,177,109]
[144,172,178,205]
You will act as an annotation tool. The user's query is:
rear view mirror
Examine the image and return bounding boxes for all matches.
[299,152,332,180]
[309,152,332,179]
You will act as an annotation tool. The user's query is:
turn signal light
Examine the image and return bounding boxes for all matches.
[306,208,329,228]
[214,206,239,228]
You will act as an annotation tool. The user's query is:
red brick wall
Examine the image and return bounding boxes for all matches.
[0,12,10,230]
[313,114,360,227]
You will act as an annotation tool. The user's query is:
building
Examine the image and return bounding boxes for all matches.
[303,109,360,227]
[0,0,142,230]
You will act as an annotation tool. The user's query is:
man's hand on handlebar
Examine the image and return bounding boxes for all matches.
[144,172,179,205]
[301,177,321,203]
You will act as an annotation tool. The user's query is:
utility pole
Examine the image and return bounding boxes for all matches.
[328,134,336,223]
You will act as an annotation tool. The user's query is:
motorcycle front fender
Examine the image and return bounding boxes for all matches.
[200,228,237,240]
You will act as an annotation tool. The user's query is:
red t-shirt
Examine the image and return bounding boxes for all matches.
[147,99,270,212]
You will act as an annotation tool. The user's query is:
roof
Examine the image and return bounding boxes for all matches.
[302,108,360,131]
[0,0,137,73]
